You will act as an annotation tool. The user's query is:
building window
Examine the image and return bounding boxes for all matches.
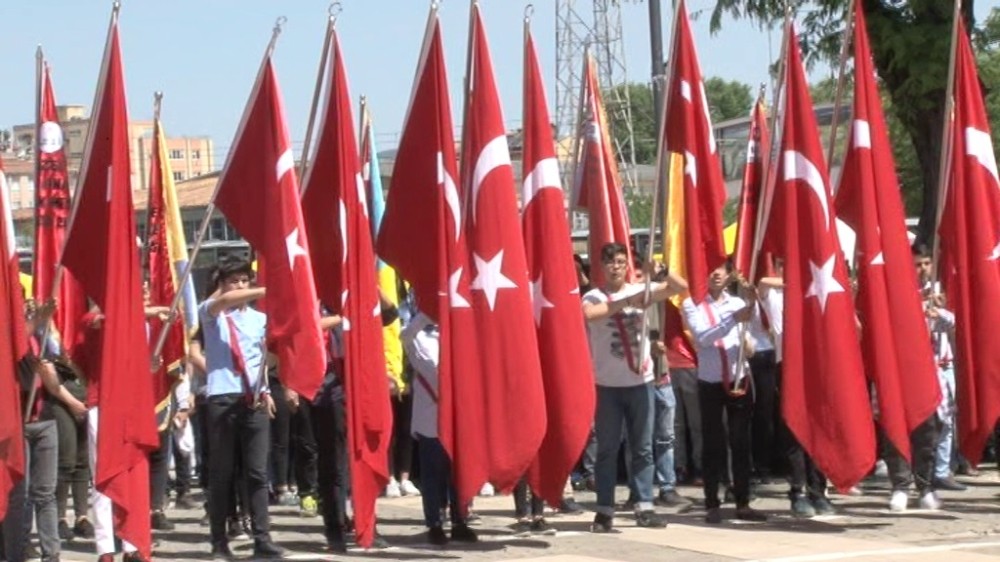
[11,200,21,210]
[209,218,226,241]
[170,149,184,159]
[191,149,200,160]
[173,171,184,182]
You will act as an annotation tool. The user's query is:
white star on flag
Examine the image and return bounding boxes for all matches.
[870,251,885,266]
[286,228,307,270]
[805,255,845,314]
[471,250,518,311]
[530,274,555,326]
[989,239,1000,261]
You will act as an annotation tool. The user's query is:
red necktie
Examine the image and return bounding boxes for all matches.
[225,315,256,405]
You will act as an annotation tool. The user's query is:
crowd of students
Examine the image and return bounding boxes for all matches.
[0,241,982,560]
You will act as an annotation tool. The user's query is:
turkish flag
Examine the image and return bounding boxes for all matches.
[0,158,26,521]
[662,0,727,302]
[460,6,547,497]
[213,53,326,400]
[570,54,634,287]
[146,119,186,413]
[59,20,158,559]
[33,62,86,358]
[521,25,595,507]
[376,9,483,509]
[733,98,773,281]
[834,1,941,462]
[765,26,875,490]
[937,19,1000,465]
[299,30,392,548]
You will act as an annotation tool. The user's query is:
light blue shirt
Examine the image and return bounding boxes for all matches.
[198,299,267,397]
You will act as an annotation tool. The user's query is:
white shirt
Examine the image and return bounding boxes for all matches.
[401,312,439,439]
[583,284,655,387]
[681,292,749,384]
[760,287,785,363]
[748,302,775,354]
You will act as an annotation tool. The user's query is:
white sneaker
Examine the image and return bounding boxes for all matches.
[400,479,421,497]
[479,482,495,497]
[919,491,941,510]
[385,477,401,498]
[889,490,908,512]
[874,459,889,478]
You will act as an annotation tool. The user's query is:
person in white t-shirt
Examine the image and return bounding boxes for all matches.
[582,242,687,533]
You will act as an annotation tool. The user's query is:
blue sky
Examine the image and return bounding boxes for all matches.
[1,1,991,162]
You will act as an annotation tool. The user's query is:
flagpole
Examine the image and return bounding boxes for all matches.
[637,0,683,378]
[141,92,164,275]
[25,46,47,423]
[150,15,287,367]
[299,6,339,192]
[359,97,368,155]
[825,0,855,173]
[730,7,792,396]
[460,0,478,207]
[566,49,590,231]
[931,0,963,279]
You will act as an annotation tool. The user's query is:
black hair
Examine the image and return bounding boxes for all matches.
[213,256,253,289]
[912,242,932,259]
[600,242,628,263]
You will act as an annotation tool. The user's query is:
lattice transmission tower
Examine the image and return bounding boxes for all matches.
[555,0,639,197]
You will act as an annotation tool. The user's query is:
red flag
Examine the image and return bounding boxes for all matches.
[146,117,185,420]
[765,26,875,490]
[59,19,158,559]
[300,31,392,548]
[376,8,484,509]
[212,53,326,400]
[733,98,773,281]
[520,24,593,506]
[571,55,634,287]
[33,62,86,357]
[937,19,1000,464]
[460,5,547,497]
[662,0,727,302]
[0,158,26,520]
[834,2,941,461]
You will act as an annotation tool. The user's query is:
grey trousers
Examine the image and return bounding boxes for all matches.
[2,419,60,562]
[671,368,703,475]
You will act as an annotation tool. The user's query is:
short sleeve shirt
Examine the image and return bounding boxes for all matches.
[198,300,267,397]
[583,284,654,387]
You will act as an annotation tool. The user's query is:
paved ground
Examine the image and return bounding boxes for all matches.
[55,468,1000,561]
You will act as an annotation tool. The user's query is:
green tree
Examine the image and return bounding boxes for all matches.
[610,77,755,166]
[709,0,977,246]
[704,77,754,122]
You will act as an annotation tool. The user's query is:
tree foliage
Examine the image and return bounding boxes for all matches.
[709,0,978,246]
[704,77,755,123]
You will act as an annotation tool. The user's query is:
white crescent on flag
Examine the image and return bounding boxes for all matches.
[784,150,831,232]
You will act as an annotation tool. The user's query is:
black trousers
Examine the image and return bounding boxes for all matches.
[749,350,779,478]
[883,414,940,494]
[388,393,415,478]
[513,479,544,518]
[775,364,827,499]
[270,377,292,490]
[699,380,753,509]
[150,429,171,512]
[51,399,89,521]
[207,394,271,546]
[311,386,348,545]
[172,425,192,499]
[269,377,320,496]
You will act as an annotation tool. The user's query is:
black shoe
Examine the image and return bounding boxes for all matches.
[58,519,72,541]
[253,539,286,558]
[227,517,248,540]
[210,542,234,561]
[199,512,211,527]
[735,506,767,522]
[590,512,614,533]
[559,498,585,515]
[428,525,449,546]
[98,555,115,562]
[511,518,532,536]
[584,476,597,492]
[705,507,722,524]
[530,517,557,535]
[23,543,40,559]
[654,489,689,507]
[635,510,667,528]
[369,534,390,550]
[723,488,736,504]
[451,523,479,543]
[175,494,199,510]
[933,476,968,491]
[790,496,816,518]
[73,517,95,538]
[151,510,175,531]
[123,552,148,562]
[811,496,836,515]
